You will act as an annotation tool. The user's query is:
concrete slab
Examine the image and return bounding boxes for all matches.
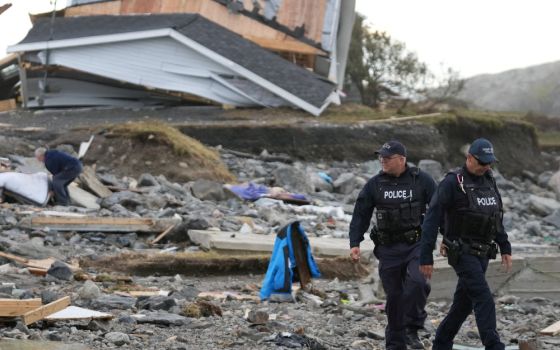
[187,230,374,258]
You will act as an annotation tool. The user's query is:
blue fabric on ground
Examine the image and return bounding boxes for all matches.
[260,221,321,300]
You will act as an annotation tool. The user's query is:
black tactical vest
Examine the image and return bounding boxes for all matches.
[374,167,425,234]
[446,168,502,243]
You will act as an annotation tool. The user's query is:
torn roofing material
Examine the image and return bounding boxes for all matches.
[11,14,338,115]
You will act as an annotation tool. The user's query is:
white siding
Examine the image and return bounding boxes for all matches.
[39,37,267,106]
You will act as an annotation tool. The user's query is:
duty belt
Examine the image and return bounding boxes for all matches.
[371,228,421,246]
[461,240,498,259]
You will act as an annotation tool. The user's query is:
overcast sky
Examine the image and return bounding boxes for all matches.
[2,0,560,79]
[355,0,560,78]
[0,0,67,56]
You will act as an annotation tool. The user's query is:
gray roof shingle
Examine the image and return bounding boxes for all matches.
[18,14,335,108]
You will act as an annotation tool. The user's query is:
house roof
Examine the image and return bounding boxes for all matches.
[16,14,336,110]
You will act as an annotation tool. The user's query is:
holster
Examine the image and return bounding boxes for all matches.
[443,237,461,266]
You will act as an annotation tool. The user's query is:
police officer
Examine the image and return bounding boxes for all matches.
[35,147,83,206]
[419,138,513,350]
[350,140,437,350]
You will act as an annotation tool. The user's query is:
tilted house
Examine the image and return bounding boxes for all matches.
[8,0,355,116]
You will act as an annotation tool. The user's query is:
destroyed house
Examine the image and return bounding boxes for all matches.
[8,0,356,116]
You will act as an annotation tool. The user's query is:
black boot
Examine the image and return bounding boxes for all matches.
[405,328,424,349]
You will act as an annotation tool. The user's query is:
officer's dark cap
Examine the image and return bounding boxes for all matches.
[468,138,498,164]
[375,140,407,157]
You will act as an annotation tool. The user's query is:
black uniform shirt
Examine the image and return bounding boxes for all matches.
[419,165,512,265]
[349,166,437,248]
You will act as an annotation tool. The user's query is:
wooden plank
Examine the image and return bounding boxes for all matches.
[0,252,56,270]
[0,99,16,112]
[78,166,113,198]
[151,225,176,244]
[27,267,48,276]
[31,216,153,232]
[27,216,180,233]
[242,35,323,55]
[540,320,560,336]
[290,223,311,290]
[22,296,71,325]
[0,251,27,265]
[0,299,42,316]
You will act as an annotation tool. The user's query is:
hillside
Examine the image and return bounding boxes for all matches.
[459,60,560,116]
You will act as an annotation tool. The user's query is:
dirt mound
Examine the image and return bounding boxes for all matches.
[55,121,235,183]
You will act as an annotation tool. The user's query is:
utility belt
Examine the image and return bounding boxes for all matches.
[443,237,498,265]
[370,227,421,246]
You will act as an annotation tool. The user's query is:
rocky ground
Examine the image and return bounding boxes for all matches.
[0,122,559,349]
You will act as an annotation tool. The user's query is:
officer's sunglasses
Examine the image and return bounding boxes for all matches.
[473,155,492,166]
[378,155,400,161]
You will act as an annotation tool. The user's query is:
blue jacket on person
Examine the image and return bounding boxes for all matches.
[260,221,321,300]
[44,150,81,175]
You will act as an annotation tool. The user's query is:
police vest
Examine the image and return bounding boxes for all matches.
[446,168,502,243]
[375,167,425,234]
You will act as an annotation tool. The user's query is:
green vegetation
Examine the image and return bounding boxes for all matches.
[537,131,560,148]
[109,121,235,182]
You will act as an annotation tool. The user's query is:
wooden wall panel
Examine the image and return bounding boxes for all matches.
[159,0,203,13]
[64,1,122,16]
[276,0,326,43]
[120,0,163,14]
[62,0,324,55]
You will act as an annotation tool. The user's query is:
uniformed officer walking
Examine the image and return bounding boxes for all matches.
[419,138,513,350]
[350,140,437,350]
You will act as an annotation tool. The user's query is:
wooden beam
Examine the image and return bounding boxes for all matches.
[540,320,560,336]
[0,99,16,112]
[24,216,180,233]
[22,296,71,325]
[0,299,42,317]
[151,225,176,244]
[290,223,311,290]
[242,35,323,55]
[0,251,56,270]
[78,166,113,198]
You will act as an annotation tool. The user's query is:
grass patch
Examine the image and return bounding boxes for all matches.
[110,121,220,162]
[109,121,234,182]
[537,131,560,148]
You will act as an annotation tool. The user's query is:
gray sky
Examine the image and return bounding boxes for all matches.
[0,0,66,56]
[2,0,560,79]
[355,0,560,78]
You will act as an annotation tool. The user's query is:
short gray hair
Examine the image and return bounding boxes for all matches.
[35,147,47,158]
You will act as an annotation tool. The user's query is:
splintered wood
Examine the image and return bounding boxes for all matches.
[25,216,179,233]
[0,298,42,317]
[540,320,560,336]
[22,296,71,325]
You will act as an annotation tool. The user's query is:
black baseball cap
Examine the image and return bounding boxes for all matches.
[468,138,498,164]
[375,140,407,157]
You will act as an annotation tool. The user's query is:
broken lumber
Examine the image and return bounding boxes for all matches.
[78,166,112,198]
[81,252,370,280]
[0,251,56,271]
[151,224,176,244]
[20,216,180,233]
[0,298,42,317]
[22,296,71,325]
[540,320,560,336]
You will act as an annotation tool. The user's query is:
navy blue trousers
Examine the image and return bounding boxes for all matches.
[376,242,430,350]
[433,254,505,350]
[51,164,82,206]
